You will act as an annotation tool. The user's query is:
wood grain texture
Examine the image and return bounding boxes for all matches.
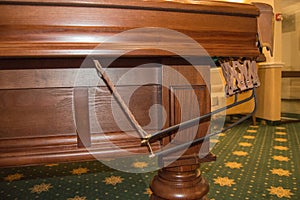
[0,86,160,136]
[0,67,161,89]
[90,85,161,133]
[0,88,75,138]
[0,1,260,197]
[74,87,91,147]
[0,85,161,167]
[0,132,160,167]
[0,65,161,167]
[150,65,210,200]
[0,0,259,58]
[161,65,210,164]
[0,0,259,16]
[0,0,259,199]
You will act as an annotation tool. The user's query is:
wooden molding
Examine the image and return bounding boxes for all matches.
[0,0,259,58]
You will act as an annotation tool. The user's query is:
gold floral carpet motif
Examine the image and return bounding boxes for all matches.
[202,120,300,199]
[1,120,299,199]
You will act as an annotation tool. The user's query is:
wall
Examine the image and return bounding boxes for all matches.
[246,0,282,121]
[281,1,300,114]
[281,1,300,70]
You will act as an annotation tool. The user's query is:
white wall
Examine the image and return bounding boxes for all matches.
[282,2,300,70]
[281,1,300,114]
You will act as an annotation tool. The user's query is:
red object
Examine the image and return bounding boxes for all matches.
[276,13,283,21]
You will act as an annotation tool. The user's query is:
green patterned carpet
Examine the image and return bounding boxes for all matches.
[1,120,299,200]
[202,120,300,200]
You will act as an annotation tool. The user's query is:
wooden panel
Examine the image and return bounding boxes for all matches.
[0,67,161,89]
[0,85,160,136]
[74,87,91,147]
[0,135,76,150]
[162,65,209,127]
[0,132,159,167]
[0,85,160,167]
[0,63,161,167]
[89,85,161,134]
[161,65,210,160]
[0,88,75,138]
[169,85,210,154]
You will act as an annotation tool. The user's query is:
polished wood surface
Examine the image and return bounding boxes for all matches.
[150,65,210,199]
[0,0,259,58]
[0,0,260,199]
[0,66,161,166]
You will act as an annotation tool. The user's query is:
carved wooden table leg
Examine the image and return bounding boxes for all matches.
[150,162,209,200]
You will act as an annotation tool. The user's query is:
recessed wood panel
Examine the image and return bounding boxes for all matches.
[0,64,161,167]
[161,65,210,161]
[0,88,75,138]
[89,85,161,134]
[0,86,160,136]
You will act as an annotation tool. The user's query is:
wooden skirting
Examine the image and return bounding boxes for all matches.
[0,131,160,167]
